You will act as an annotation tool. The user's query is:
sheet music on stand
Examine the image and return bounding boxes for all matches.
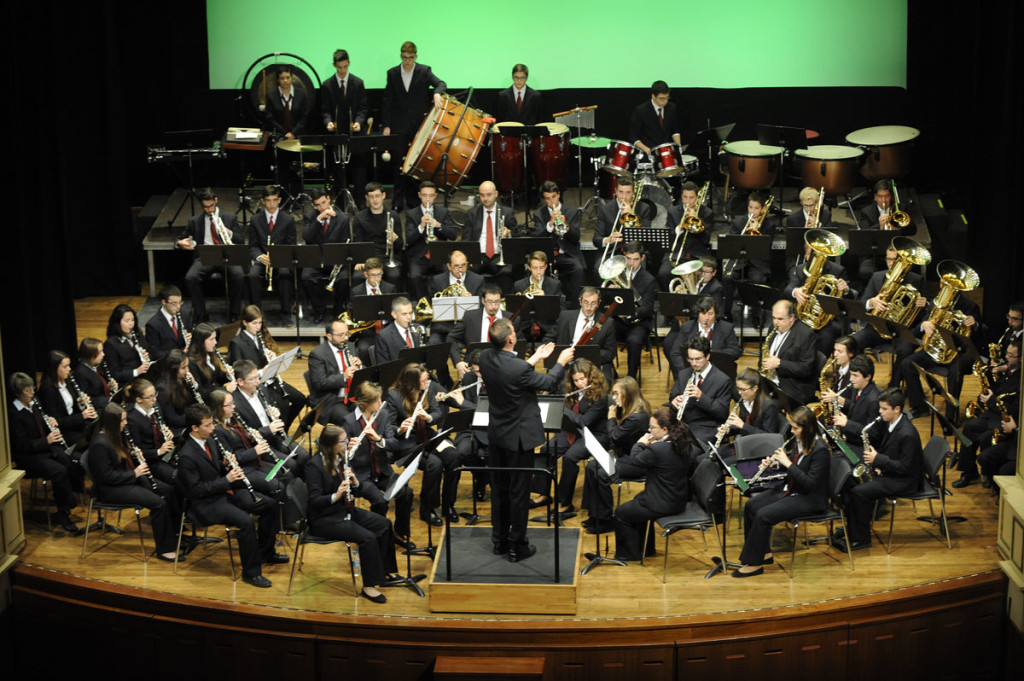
[386,452,422,501]
[623,228,671,250]
[584,427,615,477]
[432,295,480,323]
[261,346,299,384]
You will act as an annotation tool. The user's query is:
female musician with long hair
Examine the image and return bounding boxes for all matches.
[207,388,287,497]
[581,376,651,533]
[714,368,782,459]
[86,402,180,561]
[187,323,236,392]
[73,338,113,410]
[613,407,695,561]
[38,349,98,448]
[123,378,177,484]
[103,304,152,385]
[155,349,199,433]
[386,362,449,525]
[228,305,304,431]
[307,424,402,604]
[733,405,829,577]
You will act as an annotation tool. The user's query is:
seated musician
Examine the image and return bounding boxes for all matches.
[186,323,236,393]
[660,181,714,289]
[154,349,198,434]
[449,284,508,378]
[208,388,287,498]
[714,368,782,461]
[733,406,829,577]
[439,349,489,503]
[462,181,518,290]
[8,372,84,533]
[613,407,695,562]
[495,64,542,125]
[666,295,741,378]
[662,258,725,365]
[513,251,564,341]
[828,336,858,397]
[375,296,421,364]
[228,305,304,431]
[144,285,191,362]
[246,185,296,327]
[123,378,177,484]
[784,186,832,229]
[428,250,484,347]
[954,339,1020,488]
[533,181,585,305]
[177,404,286,588]
[761,300,819,405]
[832,387,922,553]
[628,80,681,157]
[307,318,360,426]
[592,178,651,271]
[73,338,113,410]
[669,336,733,444]
[300,188,351,323]
[405,181,457,301]
[610,241,658,380]
[784,240,853,355]
[103,304,152,386]
[385,362,452,525]
[721,191,777,319]
[175,187,244,323]
[37,349,98,448]
[352,182,404,288]
[980,408,1019,493]
[544,286,617,382]
[87,403,180,562]
[307,425,402,604]
[581,377,651,535]
[350,258,397,365]
[343,381,416,550]
[856,180,917,280]
[231,359,309,477]
[828,354,880,458]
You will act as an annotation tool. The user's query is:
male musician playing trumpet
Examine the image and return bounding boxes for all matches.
[405,181,457,301]
[593,178,651,273]
[610,242,658,380]
[513,251,564,340]
[144,285,191,362]
[247,185,296,327]
[544,286,617,382]
[669,336,733,444]
[308,319,361,426]
[533,181,585,305]
[462,181,517,291]
[784,187,832,229]
[659,181,714,289]
[301,188,350,324]
[176,188,244,323]
[352,182,403,288]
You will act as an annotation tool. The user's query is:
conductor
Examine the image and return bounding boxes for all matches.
[479,318,574,562]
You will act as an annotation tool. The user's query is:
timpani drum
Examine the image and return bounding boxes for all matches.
[723,140,783,190]
[402,94,490,191]
[532,122,570,187]
[491,121,524,193]
[602,140,638,177]
[794,145,864,197]
[845,125,919,181]
[652,143,684,178]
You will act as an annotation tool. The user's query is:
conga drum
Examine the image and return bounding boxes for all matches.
[845,125,919,181]
[531,122,570,187]
[491,121,524,192]
[724,140,783,190]
[795,145,865,197]
[402,94,490,191]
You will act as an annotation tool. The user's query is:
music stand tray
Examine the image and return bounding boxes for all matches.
[268,244,322,269]
[197,244,249,268]
[501,237,554,268]
[433,296,480,323]
[598,289,635,317]
[323,242,377,269]
[398,343,454,378]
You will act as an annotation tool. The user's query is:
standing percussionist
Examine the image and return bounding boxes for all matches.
[320,50,368,205]
[495,64,542,125]
[533,181,585,305]
[479,318,574,562]
[263,64,309,141]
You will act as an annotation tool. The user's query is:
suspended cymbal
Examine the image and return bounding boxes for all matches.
[570,135,613,149]
[276,139,323,153]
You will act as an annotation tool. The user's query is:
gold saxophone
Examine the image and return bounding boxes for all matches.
[760,329,777,382]
[992,392,1019,445]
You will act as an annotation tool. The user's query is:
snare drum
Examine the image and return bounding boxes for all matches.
[795,145,864,197]
[532,122,570,187]
[402,95,490,191]
[845,125,919,181]
[680,154,699,176]
[724,140,783,190]
[602,140,637,177]
[652,143,683,178]
[491,121,524,193]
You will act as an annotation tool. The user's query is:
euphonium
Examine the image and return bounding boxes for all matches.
[598,255,630,289]
[869,236,931,338]
[796,229,848,330]
[668,259,703,294]
[921,260,980,365]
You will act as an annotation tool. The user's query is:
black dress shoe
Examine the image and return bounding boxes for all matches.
[910,406,930,419]
[381,575,407,587]
[420,510,443,527]
[585,520,615,535]
[242,574,272,588]
[981,477,993,489]
[474,482,488,502]
[155,553,178,562]
[508,544,536,563]
[731,567,764,578]
[952,474,979,489]
[581,517,596,528]
[444,507,459,524]
[56,512,81,535]
[493,542,509,555]
[528,496,550,509]
[360,588,387,603]
[265,553,290,565]
[394,535,417,550]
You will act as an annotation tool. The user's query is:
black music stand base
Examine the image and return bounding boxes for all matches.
[580,532,626,575]
[393,547,428,597]
[707,554,742,579]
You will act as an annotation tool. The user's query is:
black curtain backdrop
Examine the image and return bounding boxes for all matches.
[0,0,1020,379]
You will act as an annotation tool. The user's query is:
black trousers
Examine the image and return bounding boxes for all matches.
[738,489,822,566]
[16,451,82,511]
[199,491,280,580]
[845,476,915,544]
[613,497,667,561]
[355,471,413,539]
[489,442,533,548]
[311,506,397,587]
[184,260,244,319]
[247,263,294,317]
[98,478,179,554]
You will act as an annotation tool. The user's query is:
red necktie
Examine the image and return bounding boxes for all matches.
[322,219,329,235]
[697,375,704,388]
[268,216,275,233]
[456,278,462,286]
[658,108,664,127]
[210,217,221,245]
[150,414,163,446]
[516,92,522,111]
[98,372,109,395]
[488,316,495,326]
[340,78,346,98]
[485,210,495,258]
[171,316,179,339]
[204,443,213,461]
[405,328,414,348]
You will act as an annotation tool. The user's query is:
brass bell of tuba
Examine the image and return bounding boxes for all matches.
[796,229,847,330]
[921,260,980,365]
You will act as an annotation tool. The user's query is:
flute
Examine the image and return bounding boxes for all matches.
[211,431,261,503]
[748,435,795,486]
[438,378,483,401]
[123,425,158,490]
[404,391,430,439]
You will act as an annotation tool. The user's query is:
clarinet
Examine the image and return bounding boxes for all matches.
[123,425,158,490]
[256,333,286,392]
[153,404,175,445]
[30,398,68,449]
[256,386,281,423]
[214,348,235,382]
[713,402,742,450]
[129,329,150,365]
[67,375,93,413]
[175,311,190,351]
[99,359,119,395]
[183,371,205,404]
[748,435,795,486]
[211,431,261,503]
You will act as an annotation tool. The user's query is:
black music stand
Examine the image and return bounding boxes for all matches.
[515,295,562,344]
[323,242,377,290]
[428,241,482,270]
[198,244,249,322]
[623,228,671,269]
[398,343,454,380]
[939,327,983,367]
[709,351,737,381]
[347,133,401,207]
[816,295,862,336]
[501,237,554,269]
[598,289,636,318]
[352,293,403,332]
[690,122,734,198]
[441,409,489,526]
[269,244,322,352]
[756,123,807,210]
[847,230,897,262]
[864,316,919,348]
[734,281,782,342]
[492,124,548,210]
[528,393,574,524]
[658,291,702,320]
[785,228,811,263]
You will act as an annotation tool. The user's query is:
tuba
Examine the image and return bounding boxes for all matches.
[796,229,847,330]
[668,259,703,295]
[598,255,630,289]
[921,260,980,365]
[869,236,931,338]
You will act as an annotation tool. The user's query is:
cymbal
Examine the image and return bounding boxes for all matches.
[276,139,323,153]
[570,135,612,149]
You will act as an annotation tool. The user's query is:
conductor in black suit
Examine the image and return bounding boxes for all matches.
[144,285,191,362]
[382,41,447,209]
[448,284,508,377]
[462,181,518,291]
[479,318,575,562]
[405,181,458,301]
[628,80,681,156]
[494,64,543,125]
[761,300,819,405]
[533,181,585,305]
[262,64,309,139]
[247,185,296,325]
[321,50,369,207]
[300,188,350,323]
[175,188,245,323]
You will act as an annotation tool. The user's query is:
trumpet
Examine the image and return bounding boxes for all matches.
[385,211,399,268]
[424,206,440,243]
[212,432,261,503]
[670,181,708,265]
[214,214,234,244]
[496,206,506,266]
[551,207,568,237]
[676,371,699,420]
[857,416,882,481]
[265,235,274,292]
[129,329,150,365]
[748,436,794,486]
[325,263,344,292]
[123,425,158,490]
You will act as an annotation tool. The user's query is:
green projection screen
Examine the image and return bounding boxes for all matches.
[207,0,906,90]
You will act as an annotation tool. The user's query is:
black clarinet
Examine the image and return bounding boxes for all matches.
[210,431,261,503]
[99,359,119,395]
[152,404,178,464]
[67,374,94,413]
[175,311,190,351]
[30,398,68,449]
[122,426,158,490]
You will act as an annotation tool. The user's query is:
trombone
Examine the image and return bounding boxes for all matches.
[600,181,644,266]
[884,180,911,230]
[669,181,708,265]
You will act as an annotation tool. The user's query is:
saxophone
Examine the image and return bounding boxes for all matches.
[759,329,777,382]
[857,416,881,481]
[965,341,1003,419]
[992,392,1019,445]
[921,260,980,365]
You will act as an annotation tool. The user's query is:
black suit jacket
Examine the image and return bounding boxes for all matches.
[103,334,149,386]
[37,383,87,432]
[628,100,680,149]
[617,267,657,326]
[302,209,350,247]
[228,332,265,368]
[545,309,617,367]
[729,399,782,437]
[248,210,296,262]
[126,406,169,463]
[177,436,236,526]
[664,203,714,261]
[73,362,110,409]
[865,414,923,493]
[263,86,310,137]
[562,393,610,443]
[513,275,563,302]
[495,85,543,125]
[305,454,349,525]
[319,73,368,132]
[448,308,511,364]
[428,270,484,297]
[382,63,446,135]
[859,204,917,235]
[779,440,830,509]
[342,407,399,480]
[232,388,286,450]
[784,207,833,229]
[375,321,420,365]
[9,401,60,461]
[461,203,518,242]
[616,440,690,515]
[351,208,403,258]
[532,204,583,261]
[669,365,732,442]
[144,310,190,361]
[404,204,458,263]
[607,412,649,455]
[839,382,881,444]
[307,340,356,408]
[593,200,652,249]
[479,348,566,451]
[768,321,819,405]
[669,319,742,368]
[178,211,242,256]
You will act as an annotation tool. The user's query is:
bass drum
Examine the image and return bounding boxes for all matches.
[635,175,673,230]
[402,94,490,191]
[491,121,524,193]
[723,140,782,190]
[795,145,864,196]
[532,122,570,187]
[845,125,919,181]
